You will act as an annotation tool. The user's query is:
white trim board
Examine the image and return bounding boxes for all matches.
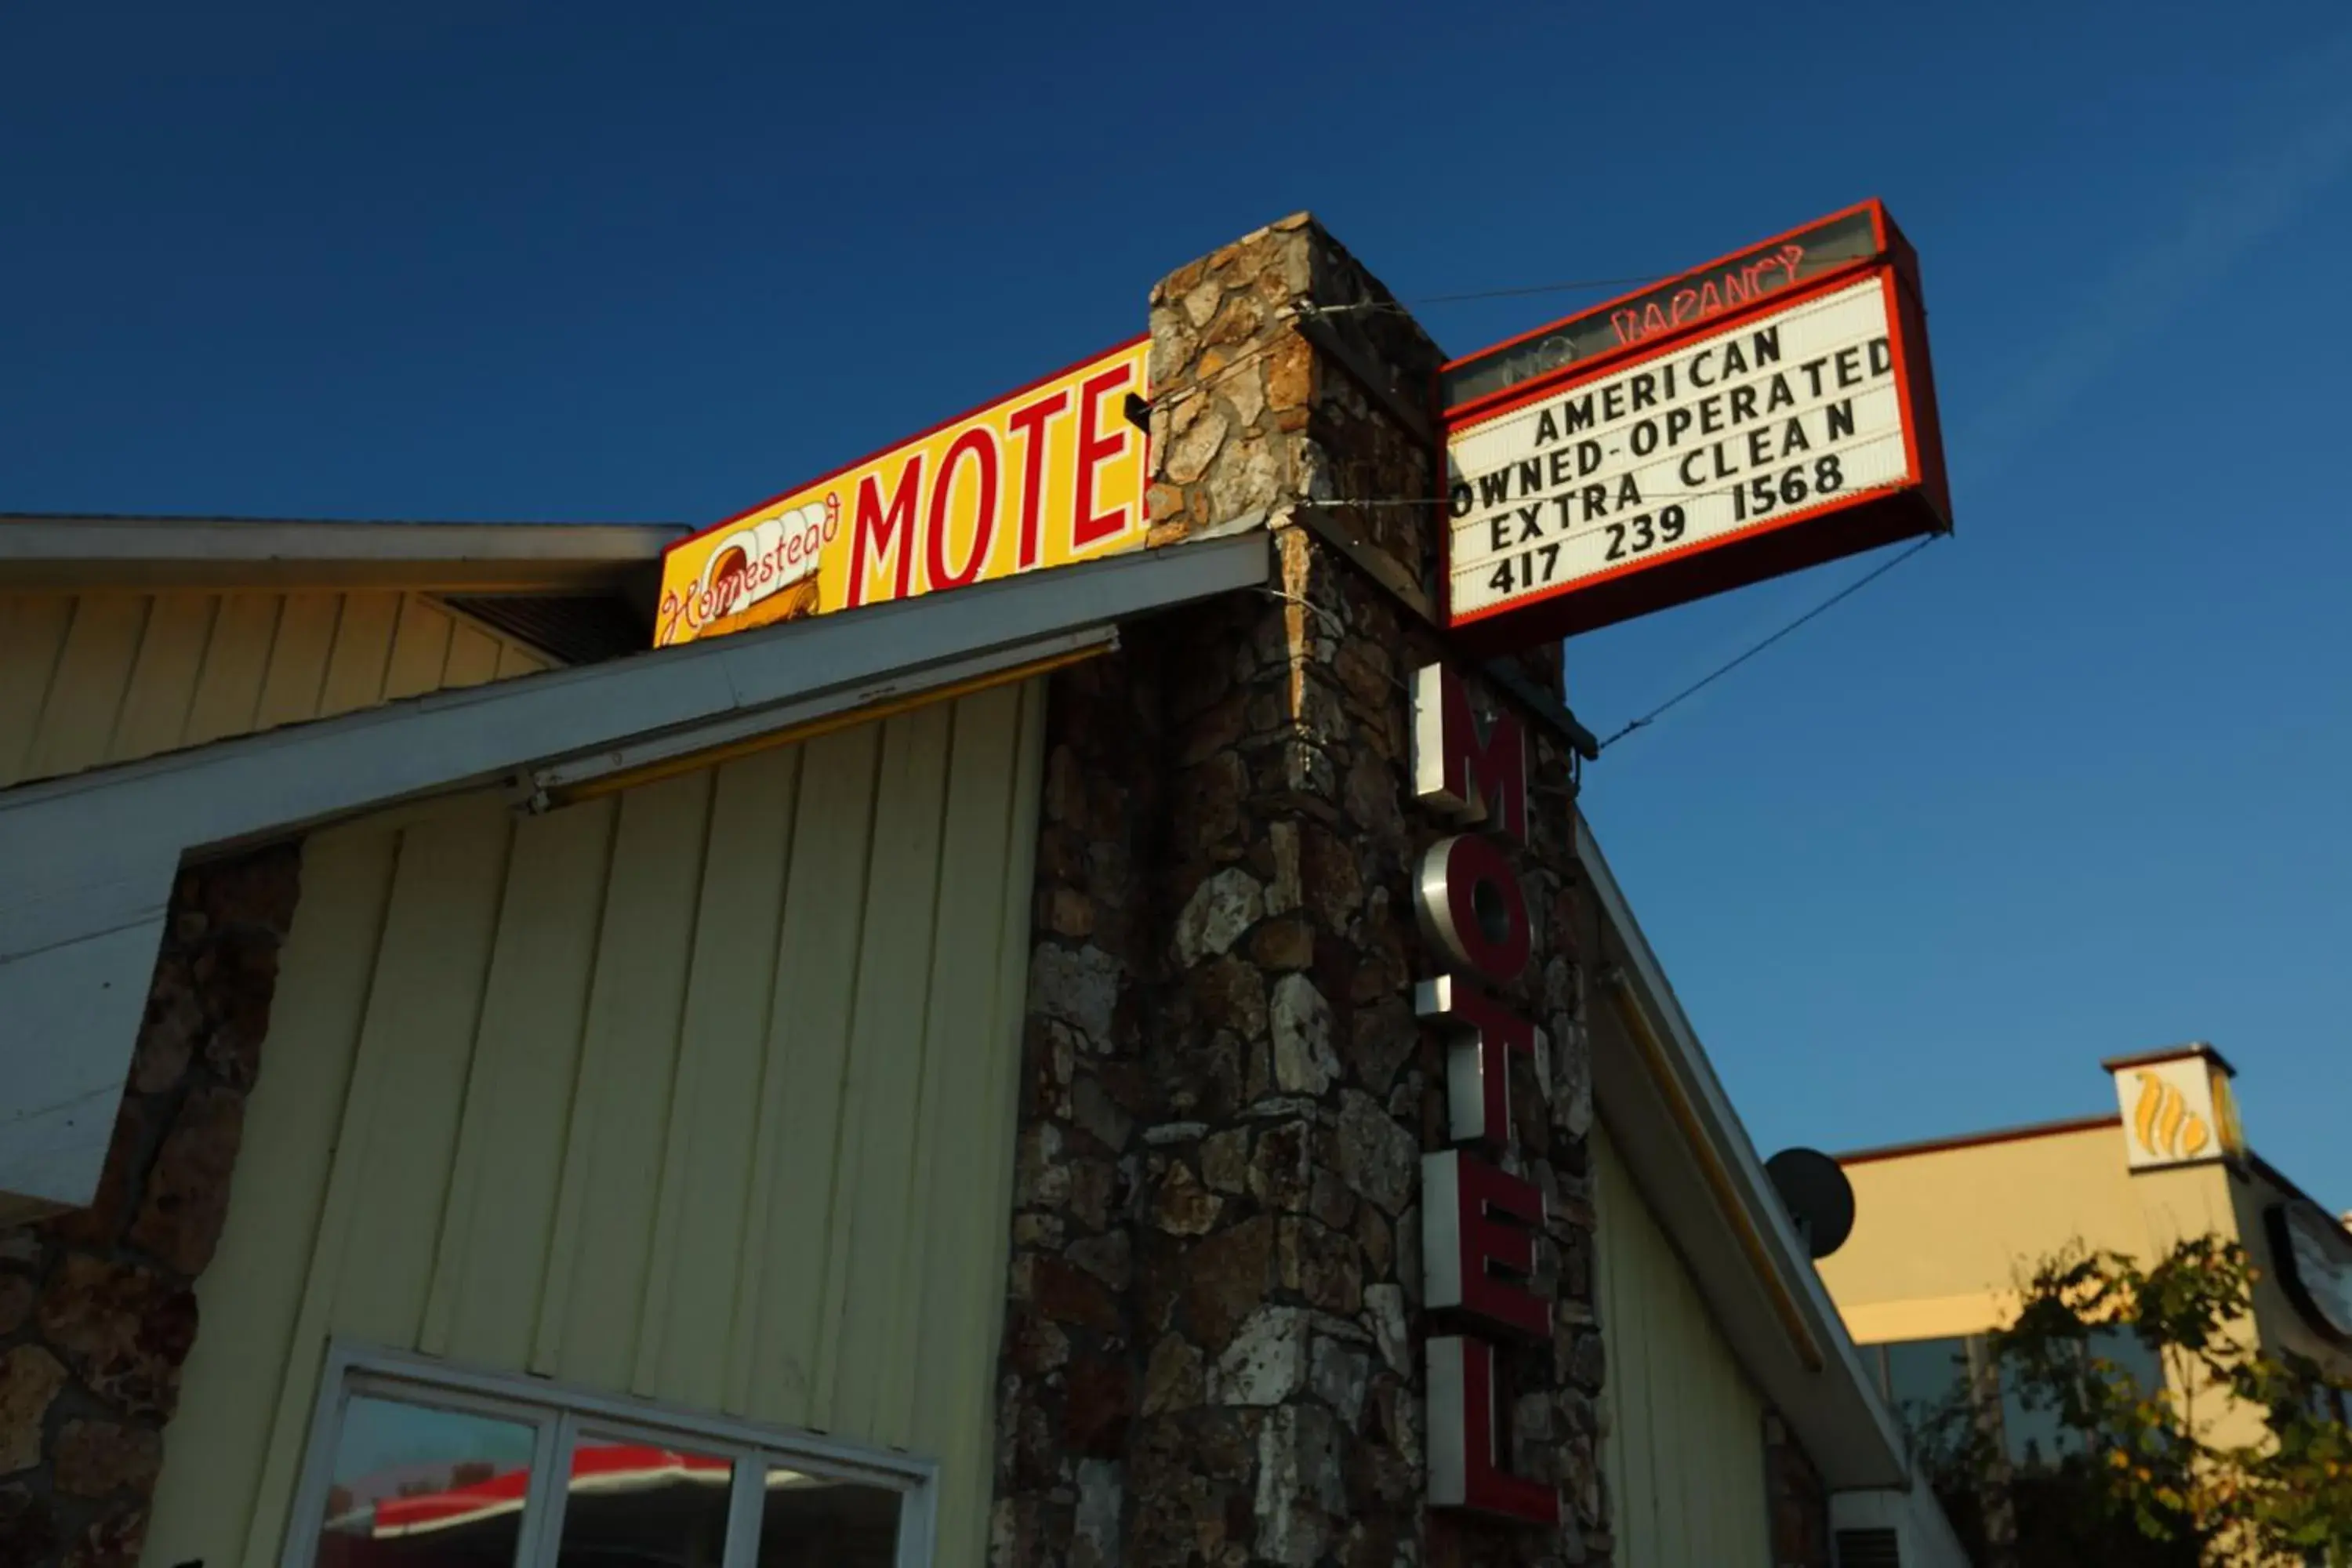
[0,535,1270,1217]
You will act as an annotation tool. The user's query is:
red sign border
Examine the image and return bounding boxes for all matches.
[1438,205,1949,646]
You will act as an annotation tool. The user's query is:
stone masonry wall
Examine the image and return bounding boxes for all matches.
[993,216,1609,1568]
[0,844,302,1568]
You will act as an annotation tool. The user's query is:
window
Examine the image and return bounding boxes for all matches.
[1877,1335,1973,1426]
[285,1345,932,1568]
[2001,1324,2168,1472]
[1867,1328,2178,1473]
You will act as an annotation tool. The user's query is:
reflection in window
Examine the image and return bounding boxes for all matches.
[1882,1337,1973,1425]
[553,1435,735,1568]
[755,1468,902,1568]
[296,1359,926,1568]
[2002,1325,2167,1472]
[315,1396,537,1568]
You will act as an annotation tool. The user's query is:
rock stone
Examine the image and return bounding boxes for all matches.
[129,1084,244,1276]
[1065,1357,1136,1457]
[1266,821,1304,915]
[54,1421,162,1498]
[1164,405,1231,488]
[1246,1120,1313,1213]
[1182,1215,1275,1349]
[1200,1127,1250,1194]
[1310,1167,1359,1234]
[1029,944,1120,1042]
[198,938,280,1090]
[1073,1458,1123,1568]
[1210,1305,1309,1405]
[1348,995,1417,1096]
[1176,690,1246,768]
[1331,640,1393,713]
[1570,1329,1606,1392]
[1142,1334,1205,1416]
[1298,824,1363,930]
[0,1346,67,1475]
[1152,1163,1222,1236]
[64,1497,147,1568]
[1071,1074,1134,1153]
[1207,441,1283,524]
[1181,276,1224,329]
[1029,1256,1122,1334]
[1364,1283,1410,1376]
[1192,956,1267,1039]
[1336,1090,1418,1216]
[131,957,201,1094]
[1342,751,1403,846]
[1016,1121,1069,1210]
[1279,1219,1363,1315]
[1066,1159,1116,1232]
[1175,750,1248,851]
[1311,1337,1370,1425]
[1269,975,1338,1096]
[1267,336,1312,412]
[0,1275,31,1337]
[1068,1230,1133,1291]
[37,1256,196,1421]
[1045,886,1097,938]
[1174,869,1264,967]
[1006,1312,1070,1377]
[1352,1200,1391,1278]
[1204,291,1265,348]
[1247,916,1315,971]
[1555,1018,1595,1138]
[1255,1403,1345,1564]
[1227,366,1266,430]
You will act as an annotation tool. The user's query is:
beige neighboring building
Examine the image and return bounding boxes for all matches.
[1818,1042,2352,1456]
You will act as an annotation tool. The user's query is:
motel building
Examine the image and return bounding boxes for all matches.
[2,213,1966,1568]
[1819,1044,2352,1498]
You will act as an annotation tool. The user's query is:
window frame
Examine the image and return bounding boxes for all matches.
[282,1341,938,1568]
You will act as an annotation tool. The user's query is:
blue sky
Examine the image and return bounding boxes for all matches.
[5,3,2348,1209]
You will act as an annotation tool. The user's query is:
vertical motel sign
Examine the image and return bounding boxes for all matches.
[1439,200,1951,648]
[1412,663,1558,1524]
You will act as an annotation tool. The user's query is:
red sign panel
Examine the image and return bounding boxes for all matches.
[1439,201,1949,647]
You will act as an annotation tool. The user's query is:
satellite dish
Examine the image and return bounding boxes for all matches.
[1766,1148,1856,1259]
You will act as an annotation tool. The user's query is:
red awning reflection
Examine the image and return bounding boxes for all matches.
[332,1445,733,1539]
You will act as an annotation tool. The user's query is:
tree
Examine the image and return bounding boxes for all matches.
[1906,1236,2352,1566]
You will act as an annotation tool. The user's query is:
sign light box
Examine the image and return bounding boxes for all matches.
[656,338,1149,648]
[1439,201,1949,644]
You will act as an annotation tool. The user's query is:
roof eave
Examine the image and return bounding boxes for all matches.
[0,514,686,593]
[1575,812,1913,1491]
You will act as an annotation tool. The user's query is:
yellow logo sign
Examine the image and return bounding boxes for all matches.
[655,338,1150,648]
[2131,1069,2212,1162]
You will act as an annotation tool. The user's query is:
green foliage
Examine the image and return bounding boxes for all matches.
[1910,1237,2352,1566]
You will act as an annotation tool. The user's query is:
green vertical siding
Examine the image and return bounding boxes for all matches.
[1594,1122,1772,1568]
[0,589,551,788]
[142,680,1047,1568]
